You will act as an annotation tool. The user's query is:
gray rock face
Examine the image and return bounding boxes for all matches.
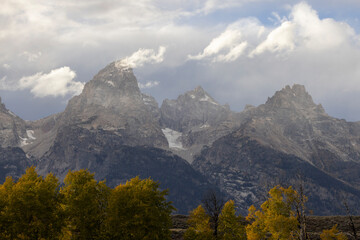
[0,147,29,182]
[238,85,360,186]
[61,62,167,147]
[192,84,360,215]
[25,62,168,160]
[34,61,170,172]
[38,124,216,213]
[160,86,241,162]
[193,134,360,215]
[2,63,360,216]
[142,93,161,120]
[31,62,218,214]
[160,86,232,132]
[0,97,29,148]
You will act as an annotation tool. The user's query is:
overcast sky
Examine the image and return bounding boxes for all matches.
[1,0,360,121]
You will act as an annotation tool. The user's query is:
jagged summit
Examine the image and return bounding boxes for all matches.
[81,61,141,102]
[263,84,325,114]
[51,61,167,148]
[160,86,232,132]
[184,86,220,106]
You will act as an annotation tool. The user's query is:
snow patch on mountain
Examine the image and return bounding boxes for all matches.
[200,94,219,105]
[26,130,36,140]
[162,128,184,149]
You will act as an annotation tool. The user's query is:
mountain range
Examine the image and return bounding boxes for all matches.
[1,61,360,214]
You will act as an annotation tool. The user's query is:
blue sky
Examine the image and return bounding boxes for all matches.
[1,0,360,121]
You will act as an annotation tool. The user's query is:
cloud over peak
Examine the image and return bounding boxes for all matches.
[188,26,247,62]
[0,67,84,98]
[116,46,166,68]
[189,2,359,61]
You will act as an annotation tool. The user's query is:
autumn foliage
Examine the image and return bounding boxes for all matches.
[0,167,174,240]
[0,167,351,240]
[185,185,349,240]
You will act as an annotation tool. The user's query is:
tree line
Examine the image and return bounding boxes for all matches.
[0,167,354,239]
[0,167,174,239]
[185,186,350,240]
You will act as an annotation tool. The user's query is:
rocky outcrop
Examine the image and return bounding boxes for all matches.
[193,134,360,215]
[160,86,241,162]
[192,84,360,215]
[236,85,360,187]
[0,146,29,182]
[0,97,30,148]
[38,124,215,213]
[2,62,360,217]
[33,62,217,213]
[61,62,167,147]
[160,86,232,132]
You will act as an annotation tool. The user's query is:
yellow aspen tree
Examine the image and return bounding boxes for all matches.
[104,177,174,240]
[246,185,299,240]
[184,205,214,240]
[61,169,110,240]
[320,225,348,240]
[0,167,63,240]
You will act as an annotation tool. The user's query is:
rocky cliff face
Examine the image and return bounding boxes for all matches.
[1,62,360,216]
[0,97,30,148]
[192,84,360,214]
[37,125,215,213]
[61,62,167,147]
[30,62,217,213]
[0,98,30,181]
[192,134,360,215]
[160,86,232,132]
[160,86,241,162]
[238,85,360,186]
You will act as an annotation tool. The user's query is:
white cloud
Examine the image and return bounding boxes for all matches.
[249,21,296,57]
[2,64,10,69]
[290,2,355,50]
[215,42,248,62]
[138,81,160,89]
[21,51,42,62]
[188,29,243,60]
[0,76,10,90]
[191,2,359,60]
[250,2,356,56]
[199,0,257,15]
[116,46,166,68]
[188,25,251,62]
[18,67,84,98]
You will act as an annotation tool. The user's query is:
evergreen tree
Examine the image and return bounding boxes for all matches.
[218,200,246,240]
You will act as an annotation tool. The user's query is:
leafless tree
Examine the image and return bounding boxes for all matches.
[201,189,225,240]
[343,200,358,240]
[294,172,309,240]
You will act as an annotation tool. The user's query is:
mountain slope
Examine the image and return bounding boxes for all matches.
[192,84,360,214]
[33,62,217,213]
[160,86,241,162]
[192,133,360,215]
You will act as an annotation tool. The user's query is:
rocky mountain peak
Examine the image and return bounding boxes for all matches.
[62,61,147,119]
[160,86,234,133]
[0,98,27,148]
[80,61,141,104]
[183,86,220,106]
[264,84,325,114]
[0,97,7,113]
